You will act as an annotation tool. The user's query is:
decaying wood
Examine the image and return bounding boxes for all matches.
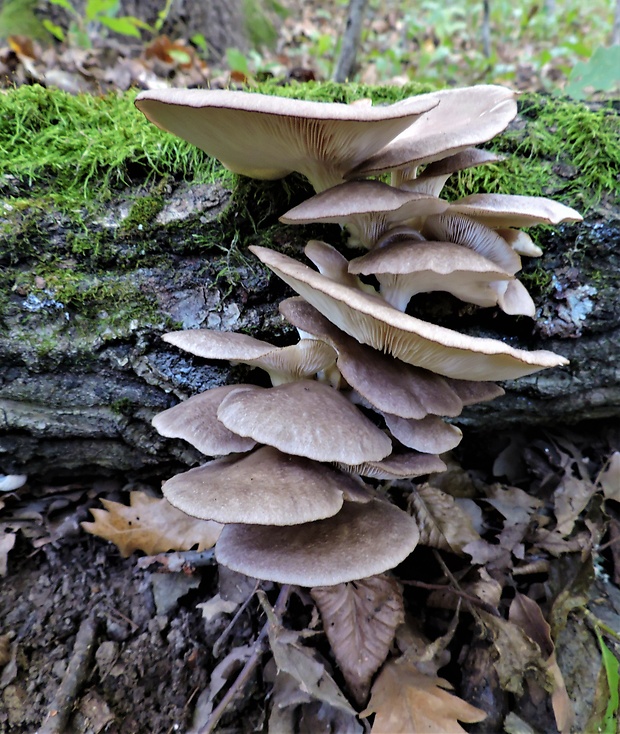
[1,104,619,480]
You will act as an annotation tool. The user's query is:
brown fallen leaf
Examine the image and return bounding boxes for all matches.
[597,451,620,502]
[82,491,222,557]
[408,484,480,553]
[509,593,573,734]
[311,575,404,704]
[0,530,16,576]
[259,591,356,715]
[361,658,486,733]
[478,610,551,696]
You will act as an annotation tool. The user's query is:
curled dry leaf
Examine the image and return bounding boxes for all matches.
[478,610,552,696]
[0,531,16,576]
[82,491,222,558]
[408,484,480,553]
[311,575,404,704]
[361,658,486,733]
[597,451,620,502]
[259,592,355,716]
[509,593,573,734]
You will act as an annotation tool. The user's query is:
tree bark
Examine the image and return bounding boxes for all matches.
[1,95,618,480]
[333,0,369,82]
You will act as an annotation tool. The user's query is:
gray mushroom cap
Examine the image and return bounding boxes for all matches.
[162,445,370,525]
[215,499,421,586]
[163,329,336,385]
[337,451,447,480]
[217,380,392,464]
[152,384,257,456]
[347,85,517,180]
[135,88,439,192]
[279,297,465,419]
[447,194,583,227]
[250,245,568,381]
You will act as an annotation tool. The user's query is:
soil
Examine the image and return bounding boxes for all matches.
[0,485,230,734]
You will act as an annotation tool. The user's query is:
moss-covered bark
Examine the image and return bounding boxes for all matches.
[0,83,618,478]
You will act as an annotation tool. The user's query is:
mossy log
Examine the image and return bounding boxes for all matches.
[0,84,618,478]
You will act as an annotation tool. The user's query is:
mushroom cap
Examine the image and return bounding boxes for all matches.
[250,245,568,381]
[399,148,504,198]
[215,499,420,586]
[280,181,447,248]
[217,380,392,464]
[347,85,517,178]
[348,239,514,311]
[279,297,465,419]
[497,228,543,257]
[423,213,522,274]
[383,413,463,454]
[446,378,504,405]
[163,329,336,385]
[135,89,439,192]
[152,384,257,456]
[448,194,583,227]
[162,445,369,525]
[337,451,447,479]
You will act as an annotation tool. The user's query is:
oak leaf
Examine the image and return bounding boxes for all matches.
[408,484,480,553]
[311,575,404,704]
[361,658,486,733]
[82,491,222,557]
[598,451,620,502]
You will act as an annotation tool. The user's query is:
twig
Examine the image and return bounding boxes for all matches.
[402,579,501,617]
[137,550,216,572]
[37,615,99,734]
[583,608,620,644]
[212,580,260,658]
[197,585,291,734]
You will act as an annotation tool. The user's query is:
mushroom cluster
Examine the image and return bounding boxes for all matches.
[136,85,581,588]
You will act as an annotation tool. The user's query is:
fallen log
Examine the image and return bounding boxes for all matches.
[0,84,618,478]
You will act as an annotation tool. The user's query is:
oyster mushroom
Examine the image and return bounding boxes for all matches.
[134,89,439,192]
[162,445,370,525]
[215,499,420,586]
[250,245,568,381]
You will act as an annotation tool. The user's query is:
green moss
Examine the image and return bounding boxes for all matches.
[445,95,620,210]
[121,193,165,233]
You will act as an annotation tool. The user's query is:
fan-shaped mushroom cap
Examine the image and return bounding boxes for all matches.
[400,148,504,197]
[163,330,336,385]
[152,384,257,456]
[280,181,447,248]
[280,297,465,419]
[347,85,517,182]
[304,240,371,291]
[348,239,514,312]
[162,445,370,525]
[383,413,463,454]
[217,380,391,464]
[448,194,583,228]
[215,499,420,586]
[497,228,543,257]
[446,378,504,405]
[135,89,439,192]
[337,451,447,479]
[251,246,568,381]
[423,214,522,274]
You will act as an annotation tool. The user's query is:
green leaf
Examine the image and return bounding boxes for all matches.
[565,46,620,100]
[225,47,250,76]
[596,631,619,734]
[49,0,75,12]
[191,33,208,53]
[42,19,65,42]
[85,0,119,21]
[168,48,192,65]
[98,15,142,37]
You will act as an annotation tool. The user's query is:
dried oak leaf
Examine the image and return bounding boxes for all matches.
[361,658,486,733]
[408,484,480,553]
[311,575,404,704]
[82,491,222,557]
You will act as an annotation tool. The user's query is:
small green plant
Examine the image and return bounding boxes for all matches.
[564,45,620,99]
[43,0,174,48]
